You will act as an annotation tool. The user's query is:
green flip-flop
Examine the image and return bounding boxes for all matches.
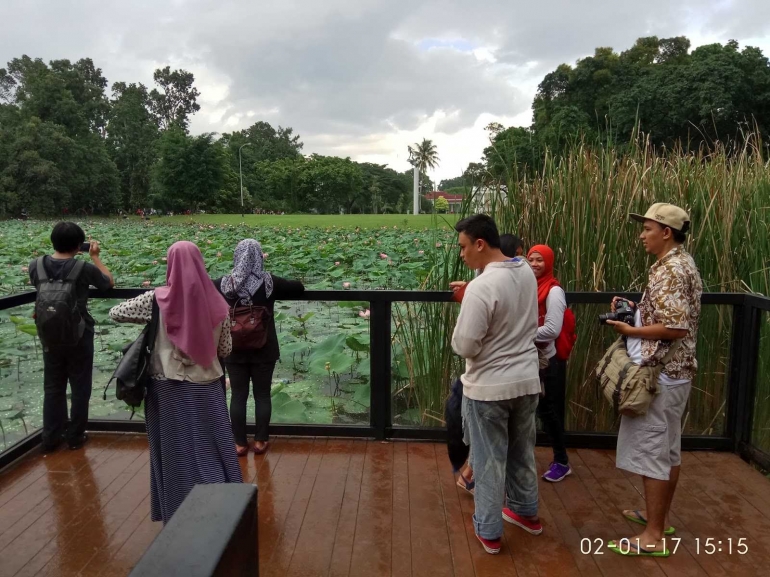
[608,540,670,558]
[623,510,675,535]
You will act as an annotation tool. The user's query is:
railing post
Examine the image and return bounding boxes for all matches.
[726,300,763,456]
[737,305,763,459]
[725,303,746,451]
[369,300,392,440]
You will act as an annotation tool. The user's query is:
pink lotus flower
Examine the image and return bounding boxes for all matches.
[335,261,340,266]
[435,242,442,248]
[21,265,28,272]
[414,238,420,243]
[418,250,424,255]
[343,282,351,289]
[162,257,167,262]
[380,253,388,259]
[142,280,151,287]
[207,240,212,244]
[359,309,370,319]
[152,260,158,265]
[262,253,269,259]
[217,251,222,257]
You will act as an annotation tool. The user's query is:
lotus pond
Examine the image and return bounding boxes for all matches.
[0,219,458,449]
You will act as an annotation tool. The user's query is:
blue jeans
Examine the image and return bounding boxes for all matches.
[463,393,539,540]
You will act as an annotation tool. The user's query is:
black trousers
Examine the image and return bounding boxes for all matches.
[537,356,568,465]
[226,360,276,445]
[42,331,94,448]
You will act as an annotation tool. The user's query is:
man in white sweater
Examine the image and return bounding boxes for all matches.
[451,214,542,555]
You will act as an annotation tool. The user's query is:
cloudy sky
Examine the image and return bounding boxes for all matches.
[2,0,770,182]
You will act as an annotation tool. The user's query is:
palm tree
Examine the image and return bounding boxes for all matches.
[407,139,440,208]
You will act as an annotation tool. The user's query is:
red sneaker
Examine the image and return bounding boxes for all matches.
[502,508,543,535]
[476,534,501,554]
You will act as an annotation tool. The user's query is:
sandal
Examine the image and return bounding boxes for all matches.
[608,540,670,558]
[235,444,249,457]
[623,510,675,535]
[456,472,475,495]
[253,441,269,455]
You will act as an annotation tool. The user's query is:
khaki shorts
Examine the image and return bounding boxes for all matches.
[616,381,691,481]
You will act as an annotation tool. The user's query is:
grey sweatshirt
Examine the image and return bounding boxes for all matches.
[451,260,541,401]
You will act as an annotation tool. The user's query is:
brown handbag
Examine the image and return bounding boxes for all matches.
[596,337,682,417]
[229,304,272,351]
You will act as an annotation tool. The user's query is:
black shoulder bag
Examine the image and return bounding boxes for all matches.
[103,297,160,416]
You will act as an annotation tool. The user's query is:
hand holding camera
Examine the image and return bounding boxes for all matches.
[599,298,635,327]
[80,240,102,258]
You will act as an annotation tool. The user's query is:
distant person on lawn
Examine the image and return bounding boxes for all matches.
[29,222,114,452]
[451,214,542,555]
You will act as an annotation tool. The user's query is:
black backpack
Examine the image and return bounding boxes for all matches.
[103,297,160,413]
[33,256,86,348]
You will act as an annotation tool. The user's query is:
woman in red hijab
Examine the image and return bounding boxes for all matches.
[527,244,571,483]
[110,241,243,524]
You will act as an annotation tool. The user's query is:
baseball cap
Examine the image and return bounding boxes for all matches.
[629,203,690,233]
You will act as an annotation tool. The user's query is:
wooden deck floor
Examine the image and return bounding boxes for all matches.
[1,434,769,577]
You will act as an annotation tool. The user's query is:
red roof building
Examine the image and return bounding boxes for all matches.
[424,191,464,202]
[424,191,464,213]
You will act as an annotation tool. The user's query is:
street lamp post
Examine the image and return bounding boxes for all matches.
[239,143,252,218]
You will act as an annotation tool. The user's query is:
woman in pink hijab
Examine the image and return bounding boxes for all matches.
[110,241,243,525]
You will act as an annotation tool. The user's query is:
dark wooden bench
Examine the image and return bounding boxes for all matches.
[129,483,258,577]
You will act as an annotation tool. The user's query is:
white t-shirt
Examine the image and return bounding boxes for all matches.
[626,310,689,386]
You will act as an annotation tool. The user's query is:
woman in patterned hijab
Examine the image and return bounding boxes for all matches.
[214,237,305,455]
[221,239,273,303]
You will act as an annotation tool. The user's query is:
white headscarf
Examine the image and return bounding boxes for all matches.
[221,239,274,303]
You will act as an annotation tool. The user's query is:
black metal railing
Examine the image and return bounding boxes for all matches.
[1,288,769,472]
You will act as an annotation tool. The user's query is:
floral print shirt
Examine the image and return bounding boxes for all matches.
[637,246,703,380]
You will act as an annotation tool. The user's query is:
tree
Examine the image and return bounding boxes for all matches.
[530,37,770,153]
[433,195,449,213]
[1,118,120,215]
[304,155,364,214]
[407,138,440,178]
[106,82,159,209]
[148,66,201,130]
[483,126,544,180]
[151,129,231,211]
[0,56,119,216]
[359,163,408,214]
[0,56,109,138]
[220,121,304,206]
[438,175,466,190]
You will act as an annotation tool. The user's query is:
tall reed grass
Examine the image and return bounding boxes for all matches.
[395,133,770,451]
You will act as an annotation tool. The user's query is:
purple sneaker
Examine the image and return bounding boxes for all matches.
[542,462,572,482]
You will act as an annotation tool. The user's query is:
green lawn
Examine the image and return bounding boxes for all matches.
[160,213,460,229]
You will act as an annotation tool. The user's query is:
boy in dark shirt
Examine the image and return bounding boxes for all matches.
[29,222,114,451]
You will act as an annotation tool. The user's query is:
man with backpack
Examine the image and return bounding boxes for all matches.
[29,222,114,451]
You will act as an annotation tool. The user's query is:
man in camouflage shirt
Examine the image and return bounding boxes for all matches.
[605,203,702,557]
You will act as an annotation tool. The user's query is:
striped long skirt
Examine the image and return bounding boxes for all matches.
[145,377,243,524]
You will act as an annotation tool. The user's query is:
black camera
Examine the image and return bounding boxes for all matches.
[599,299,635,326]
[80,242,90,253]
